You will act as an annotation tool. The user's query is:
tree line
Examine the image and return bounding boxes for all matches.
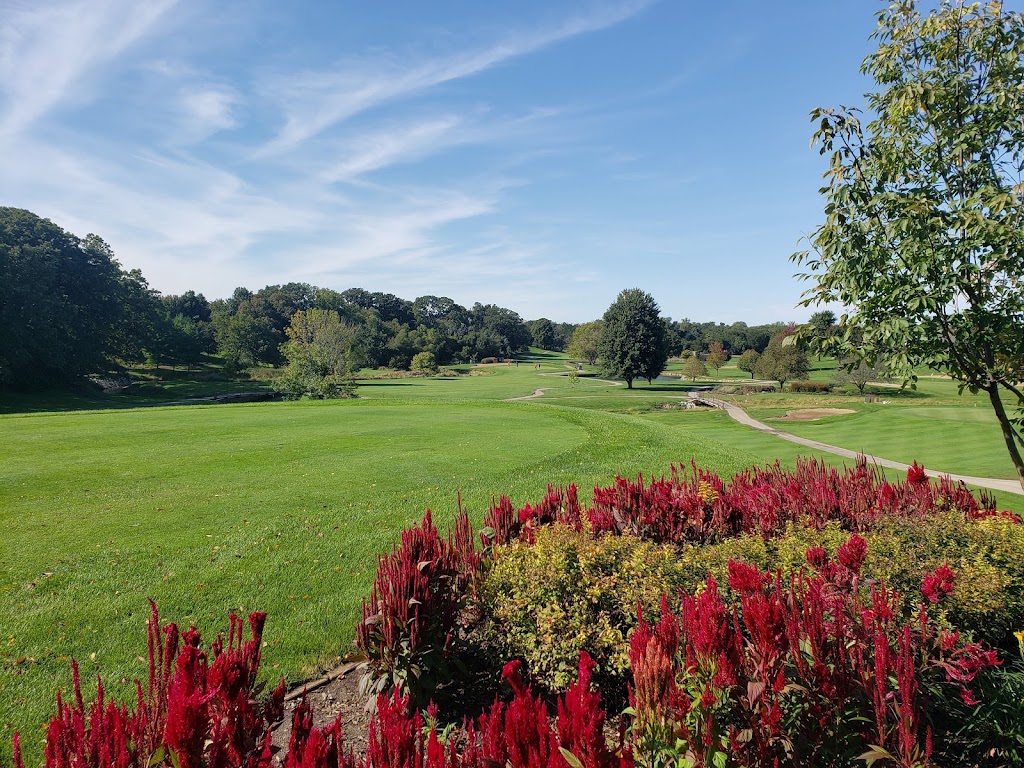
[0,208,540,390]
[1,207,794,392]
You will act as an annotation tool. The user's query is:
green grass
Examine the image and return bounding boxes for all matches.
[3,355,1022,761]
[749,404,1019,480]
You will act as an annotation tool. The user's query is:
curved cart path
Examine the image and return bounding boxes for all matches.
[698,395,1023,496]
[507,373,624,401]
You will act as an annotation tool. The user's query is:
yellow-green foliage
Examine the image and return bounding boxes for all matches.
[479,514,1024,696]
[865,514,1024,644]
[479,524,687,691]
[683,514,1024,647]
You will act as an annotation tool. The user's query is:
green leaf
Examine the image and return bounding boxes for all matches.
[858,745,894,766]
[558,747,585,768]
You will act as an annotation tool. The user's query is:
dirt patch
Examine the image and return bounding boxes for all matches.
[269,659,501,762]
[771,408,856,422]
[271,666,371,763]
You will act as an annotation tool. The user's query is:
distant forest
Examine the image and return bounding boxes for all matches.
[0,207,783,390]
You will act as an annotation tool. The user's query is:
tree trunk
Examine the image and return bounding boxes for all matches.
[986,384,1024,492]
[626,378,633,389]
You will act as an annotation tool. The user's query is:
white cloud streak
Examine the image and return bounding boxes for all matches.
[258,0,652,155]
[0,0,660,317]
[0,0,178,137]
[177,86,240,142]
[320,115,464,183]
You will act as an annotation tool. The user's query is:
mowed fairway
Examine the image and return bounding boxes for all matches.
[1,390,757,753]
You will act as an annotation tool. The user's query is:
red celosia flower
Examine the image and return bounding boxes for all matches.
[557,653,617,768]
[836,535,868,575]
[502,660,529,697]
[164,641,211,768]
[921,563,955,603]
[906,461,928,485]
[805,546,828,569]
[727,560,767,594]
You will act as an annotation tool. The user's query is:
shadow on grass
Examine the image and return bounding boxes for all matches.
[517,349,568,363]
[0,369,275,415]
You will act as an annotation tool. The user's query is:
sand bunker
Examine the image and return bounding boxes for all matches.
[772,408,856,422]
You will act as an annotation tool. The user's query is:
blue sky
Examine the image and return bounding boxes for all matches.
[1,1,920,323]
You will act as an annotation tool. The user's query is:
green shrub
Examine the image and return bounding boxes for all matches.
[476,509,1024,697]
[787,380,832,393]
[865,514,1024,647]
[410,351,438,373]
[478,524,687,692]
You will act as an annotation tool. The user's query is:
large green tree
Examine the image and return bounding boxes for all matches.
[527,318,558,350]
[753,342,810,389]
[793,0,1024,490]
[598,289,669,389]
[212,304,280,370]
[806,309,838,359]
[0,208,140,389]
[682,355,707,381]
[736,349,761,378]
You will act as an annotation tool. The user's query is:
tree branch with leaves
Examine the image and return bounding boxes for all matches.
[794,0,1024,490]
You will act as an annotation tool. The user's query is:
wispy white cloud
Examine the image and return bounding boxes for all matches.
[320,115,464,183]
[0,0,178,137]
[276,187,504,281]
[258,0,653,155]
[0,0,667,319]
[177,85,240,142]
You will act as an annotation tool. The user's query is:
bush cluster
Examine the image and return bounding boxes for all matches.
[17,550,1019,768]
[685,514,1024,649]
[786,380,832,393]
[478,512,1024,695]
[479,525,685,691]
[738,383,776,394]
[349,459,1019,704]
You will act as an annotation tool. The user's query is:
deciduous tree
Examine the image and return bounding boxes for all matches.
[706,340,728,373]
[212,306,279,370]
[410,350,438,373]
[736,349,761,378]
[793,0,1024,490]
[807,309,837,360]
[527,318,558,350]
[754,336,810,389]
[0,208,143,389]
[598,289,669,389]
[834,358,888,395]
[682,355,707,381]
[275,309,357,399]
[567,320,604,366]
